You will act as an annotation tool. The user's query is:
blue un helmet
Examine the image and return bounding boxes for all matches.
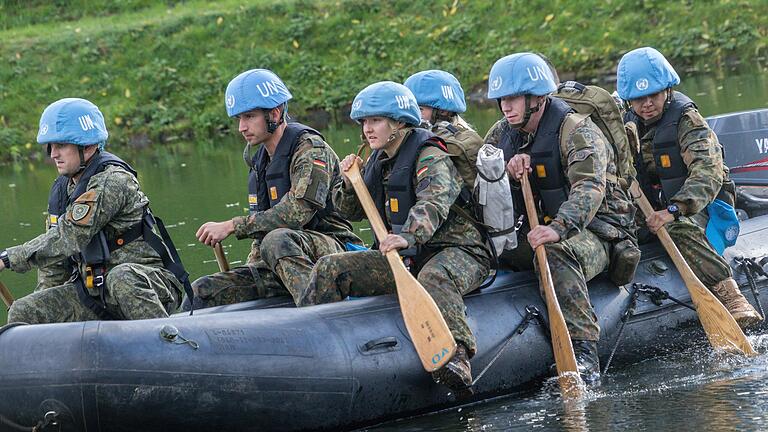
[225,69,292,133]
[616,47,680,101]
[487,52,557,100]
[403,70,467,114]
[487,53,557,129]
[37,98,108,150]
[349,81,421,126]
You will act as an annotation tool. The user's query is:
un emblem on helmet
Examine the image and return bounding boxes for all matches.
[635,78,649,91]
[226,94,235,109]
[491,76,503,91]
[725,225,739,242]
[352,100,362,110]
[39,124,49,135]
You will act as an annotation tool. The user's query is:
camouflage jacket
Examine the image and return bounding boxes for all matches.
[334,131,488,258]
[636,108,729,216]
[232,135,361,245]
[485,112,636,242]
[7,165,166,274]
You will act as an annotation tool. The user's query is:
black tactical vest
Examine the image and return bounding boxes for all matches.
[626,91,696,207]
[363,128,447,234]
[248,123,335,226]
[497,97,574,219]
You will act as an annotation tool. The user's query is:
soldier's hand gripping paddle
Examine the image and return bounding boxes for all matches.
[214,243,230,272]
[346,161,456,371]
[628,180,756,356]
[0,281,14,308]
[624,121,755,356]
[520,173,584,398]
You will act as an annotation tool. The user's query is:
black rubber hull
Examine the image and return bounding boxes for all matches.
[2,217,768,431]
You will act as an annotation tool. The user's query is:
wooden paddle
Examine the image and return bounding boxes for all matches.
[520,173,583,398]
[214,243,230,272]
[628,180,756,356]
[0,281,14,308]
[345,161,456,372]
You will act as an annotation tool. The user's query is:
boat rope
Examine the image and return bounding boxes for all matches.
[603,284,641,374]
[602,283,695,374]
[735,256,766,319]
[472,305,545,386]
[634,283,696,311]
[0,410,58,432]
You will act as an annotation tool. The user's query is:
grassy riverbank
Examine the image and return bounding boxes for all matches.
[1,0,766,162]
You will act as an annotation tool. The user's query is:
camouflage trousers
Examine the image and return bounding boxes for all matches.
[500,228,611,342]
[665,213,732,287]
[7,263,181,324]
[191,228,347,307]
[299,247,490,356]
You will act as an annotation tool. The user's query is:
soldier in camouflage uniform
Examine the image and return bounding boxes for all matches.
[403,70,482,189]
[299,81,490,392]
[0,98,185,324]
[484,53,638,386]
[190,69,361,308]
[616,47,761,328]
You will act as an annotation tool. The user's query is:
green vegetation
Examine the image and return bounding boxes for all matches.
[1,0,766,162]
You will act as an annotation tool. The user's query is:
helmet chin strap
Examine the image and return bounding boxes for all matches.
[72,146,99,177]
[264,104,287,134]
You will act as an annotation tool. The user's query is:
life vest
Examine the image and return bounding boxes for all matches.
[47,151,193,318]
[626,91,695,207]
[497,97,574,219]
[363,128,448,235]
[247,122,334,228]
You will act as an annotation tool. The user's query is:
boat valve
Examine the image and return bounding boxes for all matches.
[160,324,199,350]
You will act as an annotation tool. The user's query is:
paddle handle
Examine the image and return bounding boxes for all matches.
[346,163,390,244]
[0,281,14,308]
[214,243,230,272]
[520,174,583,398]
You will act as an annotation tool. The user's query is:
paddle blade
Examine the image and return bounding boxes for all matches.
[685,276,757,356]
[387,253,457,371]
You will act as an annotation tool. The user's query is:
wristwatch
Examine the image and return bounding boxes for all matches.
[666,204,681,221]
[0,249,10,270]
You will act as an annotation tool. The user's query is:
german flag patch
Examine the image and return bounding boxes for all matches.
[313,159,327,169]
[417,166,429,177]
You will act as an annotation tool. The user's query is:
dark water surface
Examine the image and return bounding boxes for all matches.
[1,66,767,430]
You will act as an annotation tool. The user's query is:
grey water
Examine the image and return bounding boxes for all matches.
[1,63,767,430]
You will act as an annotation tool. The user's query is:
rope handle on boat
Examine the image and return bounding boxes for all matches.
[735,256,766,319]
[472,305,544,386]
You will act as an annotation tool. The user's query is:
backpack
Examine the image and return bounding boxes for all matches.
[554,81,637,187]
[429,120,482,190]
